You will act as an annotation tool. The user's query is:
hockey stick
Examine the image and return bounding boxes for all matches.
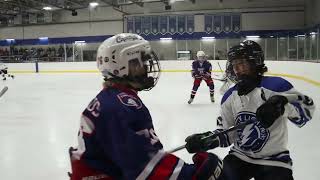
[209,62,226,82]
[0,86,8,98]
[168,119,256,153]
[168,94,302,153]
[212,77,227,82]
[217,62,223,72]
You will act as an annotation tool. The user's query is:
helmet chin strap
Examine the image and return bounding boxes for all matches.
[128,76,155,91]
[236,74,262,96]
[140,76,155,90]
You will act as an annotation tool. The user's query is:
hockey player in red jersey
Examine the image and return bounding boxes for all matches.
[188,51,215,104]
[68,33,231,180]
[185,40,315,180]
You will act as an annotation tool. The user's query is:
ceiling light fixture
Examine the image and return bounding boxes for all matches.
[246,35,260,38]
[89,2,99,7]
[43,6,52,10]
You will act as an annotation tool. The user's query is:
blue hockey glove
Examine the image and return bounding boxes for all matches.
[256,95,288,128]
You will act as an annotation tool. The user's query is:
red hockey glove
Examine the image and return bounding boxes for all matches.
[192,152,223,180]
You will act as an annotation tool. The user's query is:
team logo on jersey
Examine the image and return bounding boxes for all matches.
[117,93,142,109]
[235,111,270,153]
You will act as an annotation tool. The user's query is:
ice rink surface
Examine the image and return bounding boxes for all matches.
[0,72,319,180]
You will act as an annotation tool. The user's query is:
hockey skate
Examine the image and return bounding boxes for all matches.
[188,98,194,104]
[210,95,215,102]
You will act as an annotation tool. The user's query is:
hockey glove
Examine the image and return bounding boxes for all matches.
[185,131,220,153]
[256,95,288,128]
[203,72,211,79]
[194,74,202,79]
[193,152,223,180]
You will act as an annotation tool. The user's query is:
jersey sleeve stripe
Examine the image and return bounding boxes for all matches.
[288,117,306,127]
[148,153,179,180]
[82,109,97,122]
[168,159,184,180]
[221,85,236,105]
[136,150,166,180]
[81,114,95,135]
[289,102,311,127]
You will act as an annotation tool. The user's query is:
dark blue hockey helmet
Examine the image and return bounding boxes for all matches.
[226,40,267,82]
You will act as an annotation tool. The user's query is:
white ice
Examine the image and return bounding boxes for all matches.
[0,72,319,180]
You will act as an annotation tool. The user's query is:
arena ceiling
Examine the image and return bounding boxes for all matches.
[0,0,306,25]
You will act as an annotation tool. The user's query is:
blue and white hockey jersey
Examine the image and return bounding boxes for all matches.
[71,84,198,179]
[218,76,315,169]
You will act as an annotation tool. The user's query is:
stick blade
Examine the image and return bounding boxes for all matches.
[0,86,8,98]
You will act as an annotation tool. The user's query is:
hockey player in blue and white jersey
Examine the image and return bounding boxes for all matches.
[185,40,315,180]
[68,33,231,180]
[188,51,215,104]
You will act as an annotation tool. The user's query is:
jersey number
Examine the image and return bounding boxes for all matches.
[136,128,160,145]
[86,98,101,117]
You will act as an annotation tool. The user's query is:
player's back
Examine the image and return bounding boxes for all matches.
[73,85,163,178]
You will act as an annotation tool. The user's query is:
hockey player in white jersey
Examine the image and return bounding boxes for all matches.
[0,63,14,81]
[184,40,315,180]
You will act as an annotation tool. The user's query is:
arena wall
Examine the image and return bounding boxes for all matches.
[5,60,320,87]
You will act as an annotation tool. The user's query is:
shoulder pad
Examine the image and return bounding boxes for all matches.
[260,76,293,92]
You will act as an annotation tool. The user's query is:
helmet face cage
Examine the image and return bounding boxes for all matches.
[128,50,161,91]
[226,40,265,83]
[143,51,161,90]
[225,60,237,83]
[197,55,206,61]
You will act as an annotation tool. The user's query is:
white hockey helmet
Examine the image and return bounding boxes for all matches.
[196,50,206,61]
[96,33,160,90]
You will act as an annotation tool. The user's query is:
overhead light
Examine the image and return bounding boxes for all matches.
[39,37,48,40]
[297,35,305,37]
[310,32,317,35]
[160,37,172,40]
[89,2,99,7]
[75,40,86,44]
[202,36,215,40]
[270,36,274,38]
[43,6,52,10]
[169,0,185,3]
[6,38,15,41]
[246,35,260,38]
[177,50,190,53]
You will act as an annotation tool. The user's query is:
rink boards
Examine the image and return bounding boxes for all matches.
[5,60,320,87]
